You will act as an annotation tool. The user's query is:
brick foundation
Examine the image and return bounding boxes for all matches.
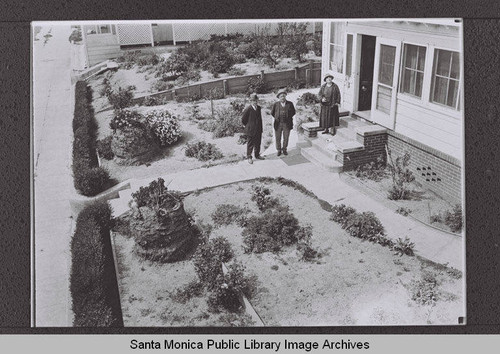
[337,127,462,204]
[386,131,462,204]
[337,127,388,171]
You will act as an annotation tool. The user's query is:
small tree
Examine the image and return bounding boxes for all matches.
[385,145,415,200]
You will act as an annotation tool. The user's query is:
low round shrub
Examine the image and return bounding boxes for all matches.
[202,49,235,75]
[330,204,357,227]
[344,211,385,240]
[242,206,302,254]
[211,204,248,227]
[144,110,182,147]
[185,141,223,161]
[198,107,243,138]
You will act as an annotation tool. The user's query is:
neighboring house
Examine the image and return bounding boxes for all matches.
[81,22,320,67]
[321,19,463,203]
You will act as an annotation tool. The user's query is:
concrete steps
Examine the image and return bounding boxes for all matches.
[301,146,343,173]
[300,115,374,173]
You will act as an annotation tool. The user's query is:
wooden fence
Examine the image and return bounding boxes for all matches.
[131,61,322,105]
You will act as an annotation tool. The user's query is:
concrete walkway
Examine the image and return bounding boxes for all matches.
[34,24,75,327]
[114,144,464,271]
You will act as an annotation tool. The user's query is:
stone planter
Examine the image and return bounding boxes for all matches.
[129,194,196,263]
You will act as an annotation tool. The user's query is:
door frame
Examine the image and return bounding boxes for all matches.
[370,37,402,130]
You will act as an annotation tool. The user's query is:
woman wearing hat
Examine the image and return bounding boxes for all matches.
[271,89,296,156]
[241,93,264,164]
[318,74,341,135]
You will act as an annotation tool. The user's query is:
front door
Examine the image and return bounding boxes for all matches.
[370,38,401,129]
[358,35,376,111]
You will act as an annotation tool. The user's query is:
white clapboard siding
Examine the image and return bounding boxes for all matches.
[394,99,462,159]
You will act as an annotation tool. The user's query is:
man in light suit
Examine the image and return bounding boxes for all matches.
[271,89,296,156]
[241,93,264,164]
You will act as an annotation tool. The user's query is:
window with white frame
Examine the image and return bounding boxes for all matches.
[329,22,345,74]
[430,49,460,110]
[400,44,426,98]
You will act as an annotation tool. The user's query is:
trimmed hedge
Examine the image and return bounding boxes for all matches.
[72,81,111,196]
[70,201,123,327]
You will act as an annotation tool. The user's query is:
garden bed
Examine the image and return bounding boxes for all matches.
[180,180,463,326]
[342,170,462,235]
[87,53,321,113]
[112,230,254,326]
[93,89,320,182]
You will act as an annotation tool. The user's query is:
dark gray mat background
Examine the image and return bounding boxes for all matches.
[1,0,499,333]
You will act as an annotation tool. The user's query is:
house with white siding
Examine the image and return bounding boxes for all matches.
[316,19,463,203]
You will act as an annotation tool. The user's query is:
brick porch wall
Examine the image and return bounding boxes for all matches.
[337,131,387,171]
[386,131,462,204]
[336,128,462,204]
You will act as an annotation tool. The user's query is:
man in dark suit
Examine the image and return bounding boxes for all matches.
[271,89,296,156]
[241,93,264,164]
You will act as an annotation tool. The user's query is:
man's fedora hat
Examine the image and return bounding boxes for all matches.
[249,93,259,101]
[276,89,288,98]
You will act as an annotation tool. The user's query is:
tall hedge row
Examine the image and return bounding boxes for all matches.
[70,201,123,327]
[72,81,111,196]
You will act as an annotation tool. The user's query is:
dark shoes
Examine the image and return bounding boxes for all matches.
[321,130,329,134]
[283,149,288,156]
[255,155,265,160]
[247,157,253,164]
[277,150,282,156]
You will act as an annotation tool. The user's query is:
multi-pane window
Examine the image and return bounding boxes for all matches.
[431,49,460,109]
[329,22,345,74]
[401,44,426,97]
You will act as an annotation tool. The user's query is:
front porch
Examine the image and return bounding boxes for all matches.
[300,113,387,173]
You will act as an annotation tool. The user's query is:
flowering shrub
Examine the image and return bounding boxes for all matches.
[330,204,357,227]
[109,109,143,131]
[144,110,182,147]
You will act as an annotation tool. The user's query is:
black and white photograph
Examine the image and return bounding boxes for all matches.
[33,19,465,327]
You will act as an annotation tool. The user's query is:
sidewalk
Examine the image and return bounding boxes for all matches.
[34,24,75,327]
[125,146,463,270]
